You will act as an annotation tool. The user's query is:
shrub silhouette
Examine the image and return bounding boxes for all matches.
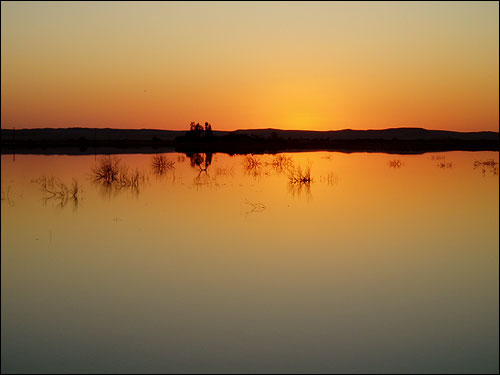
[152,154,175,175]
[205,122,213,137]
[92,155,120,184]
[91,156,147,196]
[288,163,312,185]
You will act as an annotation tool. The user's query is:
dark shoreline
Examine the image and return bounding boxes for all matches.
[1,127,498,155]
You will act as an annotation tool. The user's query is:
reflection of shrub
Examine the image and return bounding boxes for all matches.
[243,154,262,169]
[288,163,313,198]
[92,156,120,184]
[70,178,80,198]
[474,159,499,175]
[117,166,145,188]
[32,176,81,208]
[388,159,402,168]
[152,154,175,175]
[91,156,147,195]
[288,163,312,185]
[270,154,293,173]
[243,154,264,178]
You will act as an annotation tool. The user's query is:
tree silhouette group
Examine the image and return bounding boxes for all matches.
[188,121,213,139]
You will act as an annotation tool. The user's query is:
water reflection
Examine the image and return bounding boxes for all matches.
[1,182,14,206]
[183,153,214,189]
[436,162,453,169]
[270,154,293,174]
[287,163,313,199]
[474,159,499,176]
[319,172,338,186]
[242,154,265,179]
[151,154,175,176]
[2,151,499,373]
[31,176,80,210]
[186,152,213,172]
[430,155,446,161]
[91,155,148,198]
[388,159,403,168]
[242,154,294,178]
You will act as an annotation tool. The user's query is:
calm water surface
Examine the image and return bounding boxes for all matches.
[1,151,499,373]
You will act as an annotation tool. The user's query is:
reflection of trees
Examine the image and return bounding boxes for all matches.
[474,159,499,176]
[186,152,212,172]
[193,169,211,189]
[31,176,80,210]
[184,152,214,189]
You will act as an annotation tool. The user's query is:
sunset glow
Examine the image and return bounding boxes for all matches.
[1,1,499,131]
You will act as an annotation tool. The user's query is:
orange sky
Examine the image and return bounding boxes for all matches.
[1,1,499,131]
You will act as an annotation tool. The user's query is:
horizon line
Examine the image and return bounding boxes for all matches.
[2,126,499,134]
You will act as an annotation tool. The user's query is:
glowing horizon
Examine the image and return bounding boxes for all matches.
[1,1,499,132]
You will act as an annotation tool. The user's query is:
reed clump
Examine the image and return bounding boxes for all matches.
[243,154,264,178]
[152,154,175,175]
[270,154,293,173]
[243,154,262,170]
[288,163,313,185]
[91,155,120,184]
[91,156,147,194]
[474,159,499,175]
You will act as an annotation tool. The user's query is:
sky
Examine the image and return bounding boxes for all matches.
[1,1,498,131]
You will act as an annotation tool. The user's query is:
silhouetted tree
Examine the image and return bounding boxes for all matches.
[189,121,204,138]
[205,122,213,138]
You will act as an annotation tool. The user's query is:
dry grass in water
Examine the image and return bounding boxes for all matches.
[269,154,293,173]
[474,159,499,175]
[243,154,262,169]
[32,176,81,208]
[388,159,402,168]
[288,163,313,185]
[91,155,120,184]
[91,156,147,195]
[243,154,264,178]
[152,154,175,176]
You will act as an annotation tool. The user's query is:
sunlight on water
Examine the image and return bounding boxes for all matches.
[1,151,499,373]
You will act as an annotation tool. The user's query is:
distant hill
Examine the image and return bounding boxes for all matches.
[2,126,498,142]
[1,127,498,155]
[233,127,499,141]
[0,127,229,142]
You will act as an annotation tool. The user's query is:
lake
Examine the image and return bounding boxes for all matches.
[1,151,499,373]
